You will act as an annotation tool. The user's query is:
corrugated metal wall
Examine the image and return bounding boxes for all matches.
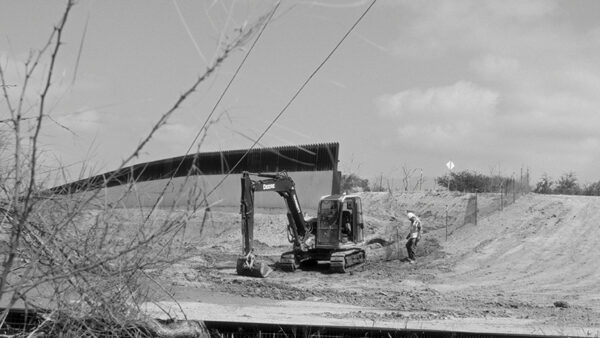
[48,143,340,211]
[93,171,332,211]
[50,142,339,195]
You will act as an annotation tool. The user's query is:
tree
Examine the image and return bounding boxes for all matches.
[436,170,489,192]
[341,173,370,192]
[582,181,600,196]
[533,174,554,194]
[554,172,580,195]
[436,170,527,194]
[401,166,417,191]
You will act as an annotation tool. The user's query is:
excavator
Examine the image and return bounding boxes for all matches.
[236,171,366,278]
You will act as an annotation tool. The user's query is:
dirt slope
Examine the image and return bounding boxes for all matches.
[437,194,600,307]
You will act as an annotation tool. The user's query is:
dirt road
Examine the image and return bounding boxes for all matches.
[153,192,600,334]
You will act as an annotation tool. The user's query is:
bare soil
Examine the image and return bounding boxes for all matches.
[149,192,600,330]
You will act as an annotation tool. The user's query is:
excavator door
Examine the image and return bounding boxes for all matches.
[341,197,364,243]
[316,199,341,247]
[352,197,364,242]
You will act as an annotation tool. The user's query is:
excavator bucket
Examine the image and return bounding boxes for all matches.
[236,258,273,278]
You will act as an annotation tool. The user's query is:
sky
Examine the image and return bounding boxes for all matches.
[1,0,600,187]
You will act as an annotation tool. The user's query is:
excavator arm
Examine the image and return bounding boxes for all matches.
[237,171,311,277]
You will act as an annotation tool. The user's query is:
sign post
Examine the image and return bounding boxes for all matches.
[445,160,455,191]
[446,161,455,170]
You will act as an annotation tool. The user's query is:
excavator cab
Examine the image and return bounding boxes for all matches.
[316,194,364,248]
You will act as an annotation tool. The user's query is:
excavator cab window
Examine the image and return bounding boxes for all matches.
[319,200,340,227]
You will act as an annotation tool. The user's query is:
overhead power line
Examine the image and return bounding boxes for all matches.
[205,0,378,198]
[143,2,282,217]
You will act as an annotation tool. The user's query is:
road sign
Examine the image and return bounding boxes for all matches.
[446,161,455,170]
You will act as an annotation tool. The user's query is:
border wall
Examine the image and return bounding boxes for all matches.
[97,171,333,211]
[48,143,340,212]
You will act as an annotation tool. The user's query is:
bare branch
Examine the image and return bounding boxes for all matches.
[26,0,76,207]
[0,2,282,335]
[71,12,89,86]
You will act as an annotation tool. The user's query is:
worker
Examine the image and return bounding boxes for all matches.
[405,211,422,264]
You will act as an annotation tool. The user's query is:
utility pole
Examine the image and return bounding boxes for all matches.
[512,173,516,203]
[520,167,523,195]
[500,179,504,211]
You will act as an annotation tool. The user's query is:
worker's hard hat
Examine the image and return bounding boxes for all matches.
[407,212,416,220]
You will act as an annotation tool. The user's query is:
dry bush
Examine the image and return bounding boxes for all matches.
[0,0,276,336]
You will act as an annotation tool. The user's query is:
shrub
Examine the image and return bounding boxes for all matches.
[582,181,600,196]
[0,1,272,336]
[436,170,515,193]
[341,173,370,192]
[554,172,580,195]
[533,174,554,194]
[533,172,600,196]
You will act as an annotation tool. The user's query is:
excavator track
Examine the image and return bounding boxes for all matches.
[329,249,366,273]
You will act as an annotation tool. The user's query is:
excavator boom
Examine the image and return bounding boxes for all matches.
[237,171,311,278]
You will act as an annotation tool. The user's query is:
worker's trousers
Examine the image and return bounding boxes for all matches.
[406,238,419,260]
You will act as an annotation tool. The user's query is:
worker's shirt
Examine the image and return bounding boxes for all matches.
[409,218,422,239]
